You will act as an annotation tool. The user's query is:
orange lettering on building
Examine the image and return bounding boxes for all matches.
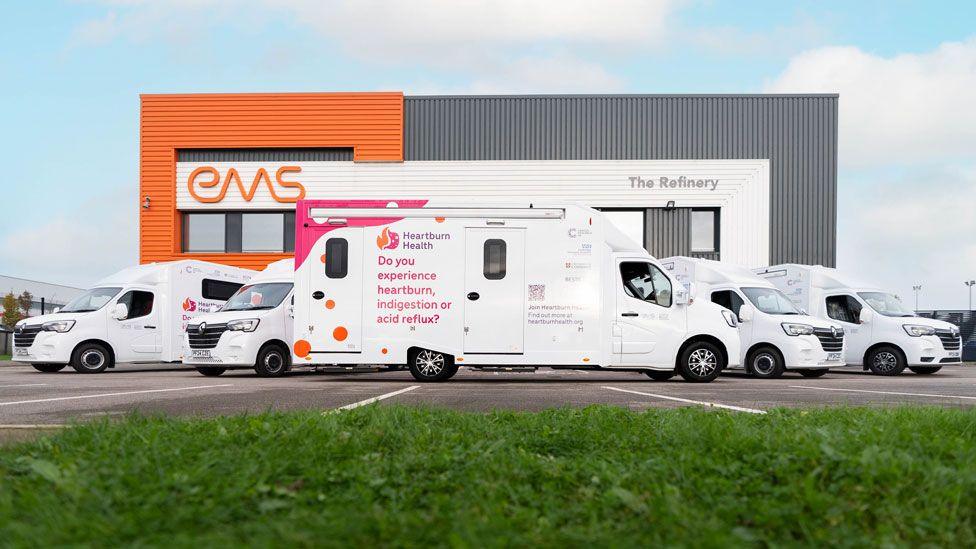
[187,165,306,203]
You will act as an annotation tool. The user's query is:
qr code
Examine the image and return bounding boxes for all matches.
[528,284,545,301]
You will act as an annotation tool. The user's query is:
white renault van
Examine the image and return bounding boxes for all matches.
[756,264,962,375]
[663,257,845,378]
[184,259,294,377]
[12,261,252,373]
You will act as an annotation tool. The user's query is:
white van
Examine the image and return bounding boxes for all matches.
[662,257,845,378]
[291,200,741,383]
[756,264,963,375]
[12,261,252,373]
[184,259,295,377]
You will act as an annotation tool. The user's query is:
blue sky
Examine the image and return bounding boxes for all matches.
[2,1,975,308]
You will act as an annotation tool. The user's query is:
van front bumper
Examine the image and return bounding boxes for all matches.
[904,336,963,366]
[781,336,846,370]
[182,332,262,367]
[11,333,74,364]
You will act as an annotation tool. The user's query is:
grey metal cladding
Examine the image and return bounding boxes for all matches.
[404,95,838,266]
[177,148,354,162]
[645,208,691,259]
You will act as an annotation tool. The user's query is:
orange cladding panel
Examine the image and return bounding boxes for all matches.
[139,92,404,269]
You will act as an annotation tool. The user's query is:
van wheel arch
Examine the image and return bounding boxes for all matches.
[675,335,729,371]
[255,341,291,377]
[862,343,906,371]
[71,339,117,368]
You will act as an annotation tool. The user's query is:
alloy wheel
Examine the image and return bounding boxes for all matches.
[688,348,717,377]
[416,350,445,377]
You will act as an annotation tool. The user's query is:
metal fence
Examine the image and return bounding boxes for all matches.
[917,310,976,361]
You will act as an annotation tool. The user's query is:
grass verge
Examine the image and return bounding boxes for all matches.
[1,405,975,546]
[0,355,10,361]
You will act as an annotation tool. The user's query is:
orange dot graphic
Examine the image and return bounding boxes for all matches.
[435,217,446,223]
[325,299,335,309]
[381,347,388,355]
[294,339,311,358]
[333,326,348,341]
[319,254,326,263]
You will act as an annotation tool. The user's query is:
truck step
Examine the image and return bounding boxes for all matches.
[472,366,539,373]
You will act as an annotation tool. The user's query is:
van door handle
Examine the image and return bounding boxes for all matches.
[621,312,638,317]
[144,325,156,329]
[467,292,480,301]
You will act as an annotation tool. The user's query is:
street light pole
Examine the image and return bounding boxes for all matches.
[967,280,976,311]
[912,285,922,312]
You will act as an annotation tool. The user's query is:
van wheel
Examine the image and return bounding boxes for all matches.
[867,347,906,376]
[644,370,675,381]
[748,346,785,378]
[196,367,226,377]
[909,366,942,375]
[797,369,829,378]
[408,349,457,382]
[31,363,67,373]
[255,344,290,377]
[71,343,112,374]
[677,342,724,383]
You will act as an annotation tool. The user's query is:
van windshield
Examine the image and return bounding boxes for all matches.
[220,283,293,312]
[60,287,122,313]
[741,287,801,315]
[858,292,915,317]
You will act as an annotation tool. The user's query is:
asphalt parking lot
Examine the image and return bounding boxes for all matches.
[0,361,974,426]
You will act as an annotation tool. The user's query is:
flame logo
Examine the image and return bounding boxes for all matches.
[376,227,400,250]
[182,297,197,312]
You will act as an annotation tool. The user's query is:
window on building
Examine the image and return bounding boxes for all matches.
[184,214,225,252]
[242,213,285,252]
[600,209,645,247]
[202,279,244,301]
[620,262,672,307]
[826,295,862,324]
[483,239,507,280]
[711,290,745,317]
[691,209,719,253]
[117,290,154,320]
[325,238,348,279]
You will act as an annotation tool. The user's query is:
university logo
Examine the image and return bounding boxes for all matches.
[376,227,400,250]
[187,166,306,203]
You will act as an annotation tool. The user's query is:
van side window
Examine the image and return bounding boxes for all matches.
[202,279,243,301]
[711,290,744,317]
[620,262,672,307]
[117,290,154,320]
[325,238,348,279]
[483,239,506,280]
[826,295,862,323]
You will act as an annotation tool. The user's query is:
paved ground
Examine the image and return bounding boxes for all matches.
[0,361,974,426]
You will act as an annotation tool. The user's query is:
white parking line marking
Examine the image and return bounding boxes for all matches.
[0,424,66,429]
[0,385,233,407]
[0,384,48,389]
[335,385,420,411]
[603,386,766,414]
[791,385,976,401]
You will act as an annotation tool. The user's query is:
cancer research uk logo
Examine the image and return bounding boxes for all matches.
[182,298,197,312]
[377,227,400,250]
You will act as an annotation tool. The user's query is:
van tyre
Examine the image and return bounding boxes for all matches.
[255,344,290,377]
[644,370,675,381]
[31,363,67,373]
[71,343,112,374]
[867,346,906,376]
[797,369,829,378]
[677,342,724,383]
[747,346,785,379]
[408,349,457,382]
[196,367,226,377]
[909,366,942,375]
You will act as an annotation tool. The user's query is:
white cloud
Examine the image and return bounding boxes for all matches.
[765,38,976,169]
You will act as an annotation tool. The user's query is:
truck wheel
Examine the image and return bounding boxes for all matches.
[644,370,675,381]
[909,366,942,375]
[867,347,906,376]
[677,342,724,383]
[797,369,829,378]
[747,346,785,379]
[196,367,226,377]
[31,363,67,373]
[71,343,112,374]
[408,349,458,382]
[255,344,290,377]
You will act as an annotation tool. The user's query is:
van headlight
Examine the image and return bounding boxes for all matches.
[227,319,260,332]
[41,320,75,333]
[721,309,737,328]
[781,323,814,336]
[903,324,936,337]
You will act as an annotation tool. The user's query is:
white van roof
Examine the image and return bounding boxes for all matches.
[93,260,244,287]
[665,257,775,288]
[757,264,881,292]
[250,259,294,283]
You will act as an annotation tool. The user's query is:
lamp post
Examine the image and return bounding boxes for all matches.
[966,280,976,311]
[912,285,922,312]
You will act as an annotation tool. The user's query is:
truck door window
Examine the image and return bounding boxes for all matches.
[826,295,862,323]
[325,238,348,279]
[620,262,672,307]
[483,239,506,280]
[118,291,154,320]
[711,290,744,317]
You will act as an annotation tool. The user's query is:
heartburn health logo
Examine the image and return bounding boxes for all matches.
[377,227,400,250]
[182,298,197,312]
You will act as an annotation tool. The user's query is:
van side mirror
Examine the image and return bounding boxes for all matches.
[674,285,689,305]
[859,307,873,324]
[111,303,128,321]
[53,307,61,314]
[738,304,755,323]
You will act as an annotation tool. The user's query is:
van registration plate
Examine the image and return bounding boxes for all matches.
[14,348,28,357]
[191,350,212,359]
[948,351,960,358]
[826,352,842,362]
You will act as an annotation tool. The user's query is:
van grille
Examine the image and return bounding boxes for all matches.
[13,325,43,348]
[813,328,844,352]
[186,323,228,349]
[936,330,961,350]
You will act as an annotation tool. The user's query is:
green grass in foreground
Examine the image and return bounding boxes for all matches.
[1,406,975,547]
[0,354,10,361]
